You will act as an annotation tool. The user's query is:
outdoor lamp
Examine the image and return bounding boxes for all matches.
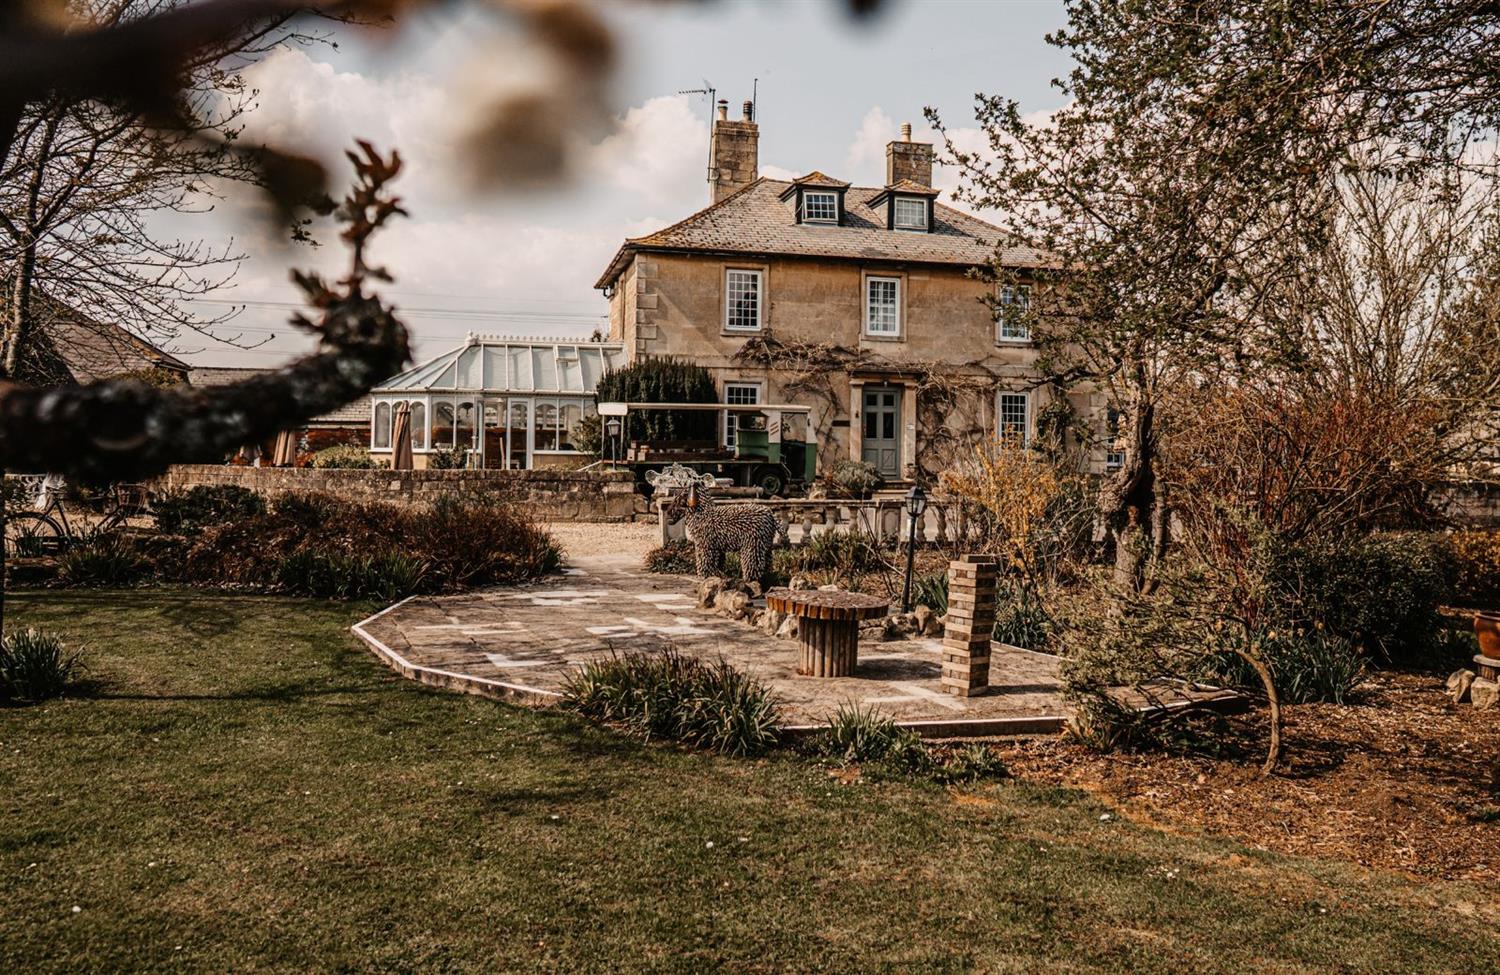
[901,484,927,612]
[604,417,623,465]
[904,483,928,519]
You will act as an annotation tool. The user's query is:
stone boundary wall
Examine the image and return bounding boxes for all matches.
[657,496,963,546]
[150,465,651,522]
[1445,482,1500,528]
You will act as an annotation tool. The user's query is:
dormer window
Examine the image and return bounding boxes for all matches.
[893,197,928,230]
[780,172,851,226]
[868,181,939,233]
[803,191,839,223]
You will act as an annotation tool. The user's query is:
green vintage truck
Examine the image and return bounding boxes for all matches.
[597,401,816,497]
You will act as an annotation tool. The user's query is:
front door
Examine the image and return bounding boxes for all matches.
[861,387,901,479]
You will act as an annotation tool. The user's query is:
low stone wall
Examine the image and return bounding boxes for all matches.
[150,465,650,522]
[657,496,963,546]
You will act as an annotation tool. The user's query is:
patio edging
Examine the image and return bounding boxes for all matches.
[351,598,563,706]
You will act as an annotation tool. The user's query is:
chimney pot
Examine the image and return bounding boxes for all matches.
[900,122,912,141]
[742,99,754,120]
[716,99,728,121]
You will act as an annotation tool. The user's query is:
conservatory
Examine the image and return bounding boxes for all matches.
[369,334,628,469]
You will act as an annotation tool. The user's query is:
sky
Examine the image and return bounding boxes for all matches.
[176,0,1072,367]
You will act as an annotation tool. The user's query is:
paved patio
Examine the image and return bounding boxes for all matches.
[352,555,1230,736]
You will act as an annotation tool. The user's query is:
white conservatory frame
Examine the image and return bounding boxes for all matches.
[369,334,628,469]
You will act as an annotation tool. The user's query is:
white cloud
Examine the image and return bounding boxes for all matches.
[179,54,724,364]
[586,95,709,206]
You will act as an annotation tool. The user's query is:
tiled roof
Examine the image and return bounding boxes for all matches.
[187,366,371,425]
[872,179,941,198]
[596,178,1043,288]
[789,171,851,188]
[18,291,191,384]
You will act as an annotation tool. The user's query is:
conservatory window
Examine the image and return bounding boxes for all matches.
[456,401,478,451]
[534,400,560,451]
[409,401,427,449]
[373,402,391,449]
[432,401,456,448]
[559,401,585,451]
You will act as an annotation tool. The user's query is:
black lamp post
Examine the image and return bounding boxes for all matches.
[604,417,622,467]
[901,483,928,612]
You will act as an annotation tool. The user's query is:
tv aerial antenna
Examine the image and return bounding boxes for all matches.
[678,79,717,123]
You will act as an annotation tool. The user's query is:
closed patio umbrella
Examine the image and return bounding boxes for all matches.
[391,402,414,470]
[271,429,298,467]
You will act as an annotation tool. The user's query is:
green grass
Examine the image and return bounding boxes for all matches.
[1,590,1497,974]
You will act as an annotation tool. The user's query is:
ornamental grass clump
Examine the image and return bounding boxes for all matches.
[820,703,932,775]
[561,649,781,757]
[274,550,429,601]
[818,703,1009,783]
[56,532,151,587]
[0,629,82,703]
[1201,626,1366,705]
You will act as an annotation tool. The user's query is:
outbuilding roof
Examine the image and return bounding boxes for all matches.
[373,335,627,394]
[188,365,372,425]
[595,177,1044,289]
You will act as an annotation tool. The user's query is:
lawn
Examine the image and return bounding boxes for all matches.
[2,590,1497,974]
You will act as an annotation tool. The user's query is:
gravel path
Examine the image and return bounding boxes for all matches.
[542,521,660,560]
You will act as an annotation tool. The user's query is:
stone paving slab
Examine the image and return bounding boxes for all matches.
[352,555,1234,736]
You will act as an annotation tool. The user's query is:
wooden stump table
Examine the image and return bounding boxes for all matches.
[765,588,890,678]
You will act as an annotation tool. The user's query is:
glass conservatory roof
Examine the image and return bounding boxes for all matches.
[373,335,627,395]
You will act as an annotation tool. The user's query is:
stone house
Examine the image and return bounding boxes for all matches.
[595,101,1113,483]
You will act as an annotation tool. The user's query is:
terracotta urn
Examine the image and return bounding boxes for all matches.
[1476,612,1500,659]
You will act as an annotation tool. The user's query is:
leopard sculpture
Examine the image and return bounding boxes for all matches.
[662,481,783,580]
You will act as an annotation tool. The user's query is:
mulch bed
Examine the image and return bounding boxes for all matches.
[994,670,1500,883]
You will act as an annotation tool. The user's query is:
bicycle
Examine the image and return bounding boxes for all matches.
[3,475,153,557]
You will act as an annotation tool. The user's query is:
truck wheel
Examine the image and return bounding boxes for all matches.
[752,466,787,497]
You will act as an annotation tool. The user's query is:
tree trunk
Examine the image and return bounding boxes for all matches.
[2,118,55,381]
[1103,380,1158,591]
[1232,646,1282,775]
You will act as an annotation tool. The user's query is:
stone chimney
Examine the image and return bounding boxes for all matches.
[709,98,759,203]
[886,121,933,187]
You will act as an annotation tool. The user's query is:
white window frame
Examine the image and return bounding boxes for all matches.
[724,268,763,332]
[865,275,901,338]
[997,391,1031,448]
[997,284,1032,343]
[372,401,392,449]
[893,197,928,230]
[803,190,839,224]
[1105,407,1126,471]
[722,382,762,448]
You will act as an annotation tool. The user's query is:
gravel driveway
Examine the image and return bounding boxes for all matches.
[542,521,660,560]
